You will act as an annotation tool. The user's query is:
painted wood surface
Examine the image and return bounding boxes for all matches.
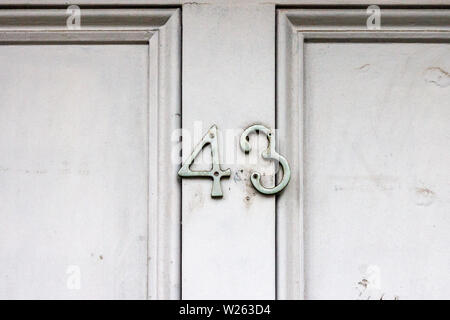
[277,9,450,299]
[0,3,448,300]
[303,42,449,299]
[182,3,276,299]
[0,9,181,299]
[0,44,149,299]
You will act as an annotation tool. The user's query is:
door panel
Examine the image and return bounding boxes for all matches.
[304,42,450,300]
[0,44,149,299]
[0,9,181,299]
[277,9,450,300]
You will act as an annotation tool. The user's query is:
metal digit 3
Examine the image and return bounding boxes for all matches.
[240,124,291,195]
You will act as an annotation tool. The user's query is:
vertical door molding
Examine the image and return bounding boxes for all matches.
[0,8,181,299]
[276,11,305,300]
[182,3,276,299]
[277,8,450,299]
[146,9,181,301]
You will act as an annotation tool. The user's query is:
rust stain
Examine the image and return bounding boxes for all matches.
[358,279,369,289]
[356,63,371,72]
[234,168,258,207]
[243,170,257,207]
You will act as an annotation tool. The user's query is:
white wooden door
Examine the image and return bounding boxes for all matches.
[0,2,449,300]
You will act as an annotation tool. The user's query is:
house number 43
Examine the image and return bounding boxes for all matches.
[178,125,291,198]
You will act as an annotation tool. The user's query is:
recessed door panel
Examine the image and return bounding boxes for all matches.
[0,45,149,299]
[303,42,450,299]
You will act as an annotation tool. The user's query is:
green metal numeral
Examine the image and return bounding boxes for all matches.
[178,125,231,198]
[240,124,291,195]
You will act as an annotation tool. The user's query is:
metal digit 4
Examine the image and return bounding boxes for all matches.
[178,125,231,198]
[240,125,291,195]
